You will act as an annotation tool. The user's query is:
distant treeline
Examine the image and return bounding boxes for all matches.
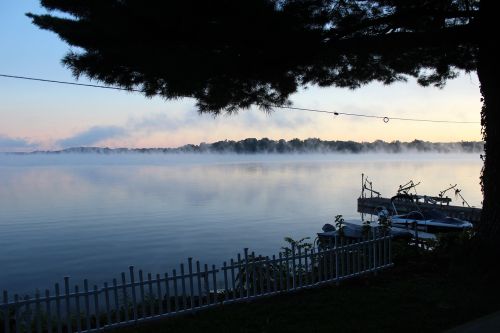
[28,139,484,154]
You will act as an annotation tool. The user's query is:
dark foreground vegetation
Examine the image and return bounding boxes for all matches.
[116,235,500,333]
[25,139,484,155]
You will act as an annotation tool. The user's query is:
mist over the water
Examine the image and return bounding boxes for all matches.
[12,138,483,155]
[0,152,482,294]
[0,150,483,166]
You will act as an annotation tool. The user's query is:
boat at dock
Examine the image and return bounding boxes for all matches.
[316,220,436,247]
[387,203,473,233]
[357,175,481,224]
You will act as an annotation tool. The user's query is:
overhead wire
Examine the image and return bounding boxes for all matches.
[0,73,139,92]
[0,73,480,124]
[265,105,477,124]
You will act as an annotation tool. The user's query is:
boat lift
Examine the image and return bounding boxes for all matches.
[357,174,481,223]
[360,173,381,198]
[439,184,471,208]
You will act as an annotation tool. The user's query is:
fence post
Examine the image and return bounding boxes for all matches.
[335,235,340,285]
[328,238,334,281]
[203,264,209,305]
[212,265,217,303]
[357,240,362,275]
[83,279,91,331]
[243,249,250,299]
[64,277,71,333]
[23,295,30,333]
[229,258,236,299]
[317,246,323,282]
[147,273,154,316]
[286,252,291,290]
[172,269,178,312]
[389,235,392,264]
[341,236,346,278]
[297,247,303,288]
[309,249,315,285]
[291,243,297,290]
[112,279,119,323]
[379,232,383,267]
[93,285,100,330]
[120,273,129,322]
[104,282,111,326]
[230,258,236,300]
[265,256,271,294]
[14,294,19,333]
[129,266,137,321]
[276,253,283,291]
[223,262,229,302]
[35,291,42,333]
[188,258,194,308]
[156,274,163,315]
[349,239,353,274]
[322,243,328,281]
[74,286,81,333]
[383,234,387,265]
[164,273,171,313]
[54,283,62,333]
[272,255,278,293]
[3,290,9,333]
[367,233,372,271]
[251,251,257,297]
[237,254,243,299]
[196,261,202,307]
[45,289,52,333]
[303,249,309,287]
[180,264,187,310]
[138,270,145,319]
[258,257,264,296]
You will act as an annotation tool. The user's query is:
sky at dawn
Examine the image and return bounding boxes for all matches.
[0,0,483,152]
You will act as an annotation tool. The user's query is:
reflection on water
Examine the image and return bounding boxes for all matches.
[0,153,482,293]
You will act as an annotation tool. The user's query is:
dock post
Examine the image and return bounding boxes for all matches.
[361,173,364,198]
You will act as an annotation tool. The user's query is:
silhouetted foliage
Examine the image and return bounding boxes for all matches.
[27,1,478,114]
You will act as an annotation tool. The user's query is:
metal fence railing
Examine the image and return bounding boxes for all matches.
[1,232,392,333]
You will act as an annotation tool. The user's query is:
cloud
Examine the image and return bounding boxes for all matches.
[128,111,205,132]
[46,107,315,150]
[239,109,314,129]
[127,107,313,133]
[0,135,37,152]
[57,126,127,148]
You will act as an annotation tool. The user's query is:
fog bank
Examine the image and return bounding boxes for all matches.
[11,138,484,155]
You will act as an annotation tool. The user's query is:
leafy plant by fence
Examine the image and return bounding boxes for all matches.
[1,232,392,333]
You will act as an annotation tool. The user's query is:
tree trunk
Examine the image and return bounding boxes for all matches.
[475,0,500,268]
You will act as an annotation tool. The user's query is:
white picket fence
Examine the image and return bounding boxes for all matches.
[1,232,392,333]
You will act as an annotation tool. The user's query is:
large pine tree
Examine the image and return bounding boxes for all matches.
[28,1,498,259]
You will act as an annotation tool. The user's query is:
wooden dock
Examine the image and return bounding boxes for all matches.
[357,197,482,224]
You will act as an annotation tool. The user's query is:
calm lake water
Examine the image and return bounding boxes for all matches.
[0,153,482,294]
